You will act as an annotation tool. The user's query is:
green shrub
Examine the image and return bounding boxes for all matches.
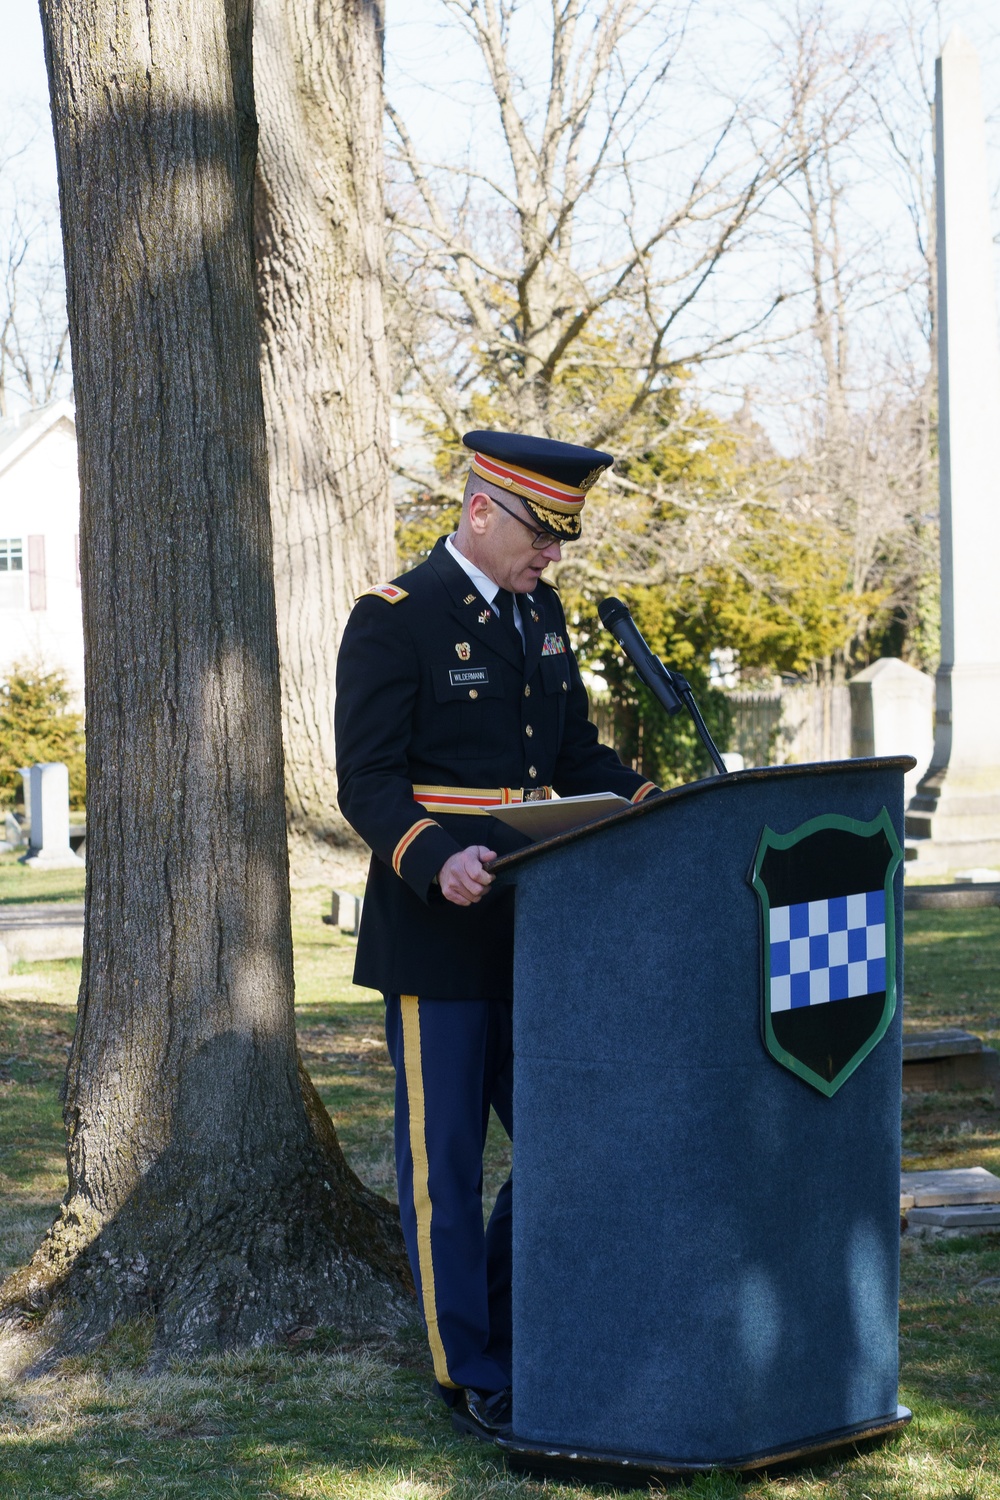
[0,662,86,810]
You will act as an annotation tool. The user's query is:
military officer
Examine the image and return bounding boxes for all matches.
[334,431,658,1440]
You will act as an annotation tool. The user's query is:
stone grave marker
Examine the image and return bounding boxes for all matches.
[19,763,84,869]
[902,1028,1000,1102]
[901,1167,1000,1238]
[849,657,933,799]
[322,889,363,936]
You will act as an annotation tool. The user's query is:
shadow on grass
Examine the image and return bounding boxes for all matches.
[2,1235,999,1500]
[2,901,1000,1497]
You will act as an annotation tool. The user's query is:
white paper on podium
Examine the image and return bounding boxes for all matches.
[487,791,631,841]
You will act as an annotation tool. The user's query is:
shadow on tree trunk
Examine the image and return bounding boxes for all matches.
[0,1051,413,1368]
[4,0,414,1369]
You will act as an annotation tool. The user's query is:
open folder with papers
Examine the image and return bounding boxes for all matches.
[487,791,631,842]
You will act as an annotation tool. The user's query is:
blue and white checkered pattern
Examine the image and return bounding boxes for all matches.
[768,890,886,1012]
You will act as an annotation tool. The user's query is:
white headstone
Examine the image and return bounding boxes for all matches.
[1,810,24,851]
[19,763,85,869]
[848,658,934,800]
[907,31,1000,872]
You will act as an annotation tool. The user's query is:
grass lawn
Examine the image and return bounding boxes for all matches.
[0,857,87,906]
[1,855,998,1498]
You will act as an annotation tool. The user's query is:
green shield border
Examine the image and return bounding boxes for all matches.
[749,808,903,1097]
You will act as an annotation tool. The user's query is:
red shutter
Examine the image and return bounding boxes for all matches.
[28,535,46,611]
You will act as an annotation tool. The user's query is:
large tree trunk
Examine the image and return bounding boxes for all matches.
[0,0,410,1362]
[254,0,394,836]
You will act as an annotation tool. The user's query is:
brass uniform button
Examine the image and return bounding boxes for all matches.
[469,689,478,699]
[525,724,533,737]
[528,765,537,779]
[561,680,568,691]
[524,685,531,697]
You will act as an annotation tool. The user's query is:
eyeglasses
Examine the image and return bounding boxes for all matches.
[489,495,560,551]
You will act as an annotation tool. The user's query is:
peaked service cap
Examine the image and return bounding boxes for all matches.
[462,430,614,540]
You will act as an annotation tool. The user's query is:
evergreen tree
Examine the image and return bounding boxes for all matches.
[0,662,85,808]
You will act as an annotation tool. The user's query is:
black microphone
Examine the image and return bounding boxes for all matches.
[598,596,683,716]
[598,596,730,776]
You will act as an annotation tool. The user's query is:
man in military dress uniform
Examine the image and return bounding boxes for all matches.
[334,431,658,1440]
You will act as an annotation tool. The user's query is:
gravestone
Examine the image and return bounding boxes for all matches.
[902,1167,1000,1238]
[907,31,1000,872]
[0,902,85,961]
[849,658,933,800]
[1,811,25,851]
[321,889,363,936]
[19,763,85,869]
[900,1167,1000,1209]
[905,1204,1000,1236]
[904,882,1000,911]
[902,1028,1000,1098]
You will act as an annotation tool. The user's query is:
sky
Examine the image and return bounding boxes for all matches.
[384,1,1000,125]
[383,0,1000,180]
[2,3,54,178]
[5,0,999,218]
[382,0,1000,446]
[2,0,999,435]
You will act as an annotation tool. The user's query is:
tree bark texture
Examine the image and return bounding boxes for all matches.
[1,0,410,1360]
[254,0,393,835]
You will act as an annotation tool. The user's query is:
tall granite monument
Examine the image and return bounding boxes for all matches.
[906,30,1000,872]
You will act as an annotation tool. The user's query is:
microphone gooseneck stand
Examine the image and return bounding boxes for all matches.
[598,596,730,777]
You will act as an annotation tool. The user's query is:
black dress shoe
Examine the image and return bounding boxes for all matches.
[450,1385,513,1441]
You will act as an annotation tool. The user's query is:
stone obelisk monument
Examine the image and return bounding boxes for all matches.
[907,29,1000,871]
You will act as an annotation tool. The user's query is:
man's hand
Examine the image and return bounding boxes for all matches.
[438,845,497,906]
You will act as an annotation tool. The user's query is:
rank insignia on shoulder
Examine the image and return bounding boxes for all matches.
[478,610,491,624]
[455,642,471,660]
[541,631,567,656]
[463,593,477,605]
[358,583,408,604]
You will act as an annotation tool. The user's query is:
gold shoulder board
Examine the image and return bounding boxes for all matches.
[358,583,409,604]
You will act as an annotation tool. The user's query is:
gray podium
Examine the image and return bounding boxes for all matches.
[492,757,913,1482]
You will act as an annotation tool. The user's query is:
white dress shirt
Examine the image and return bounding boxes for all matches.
[446,533,525,644]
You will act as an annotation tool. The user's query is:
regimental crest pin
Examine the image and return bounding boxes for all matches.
[530,608,540,622]
[750,810,902,1097]
[455,641,471,661]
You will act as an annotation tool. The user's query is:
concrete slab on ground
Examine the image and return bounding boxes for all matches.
[900,1167,1000,1210]
[905,1203,1000,1238]
[0,902,85,961]
[901,1028,1000,1102]
[904,881,1000,910]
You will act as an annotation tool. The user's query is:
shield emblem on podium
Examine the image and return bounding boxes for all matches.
[750,809,903,1096]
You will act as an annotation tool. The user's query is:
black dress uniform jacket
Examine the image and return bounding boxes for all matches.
[335,537,655,999]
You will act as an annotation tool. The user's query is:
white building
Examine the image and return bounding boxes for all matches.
[0,401,84,704]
